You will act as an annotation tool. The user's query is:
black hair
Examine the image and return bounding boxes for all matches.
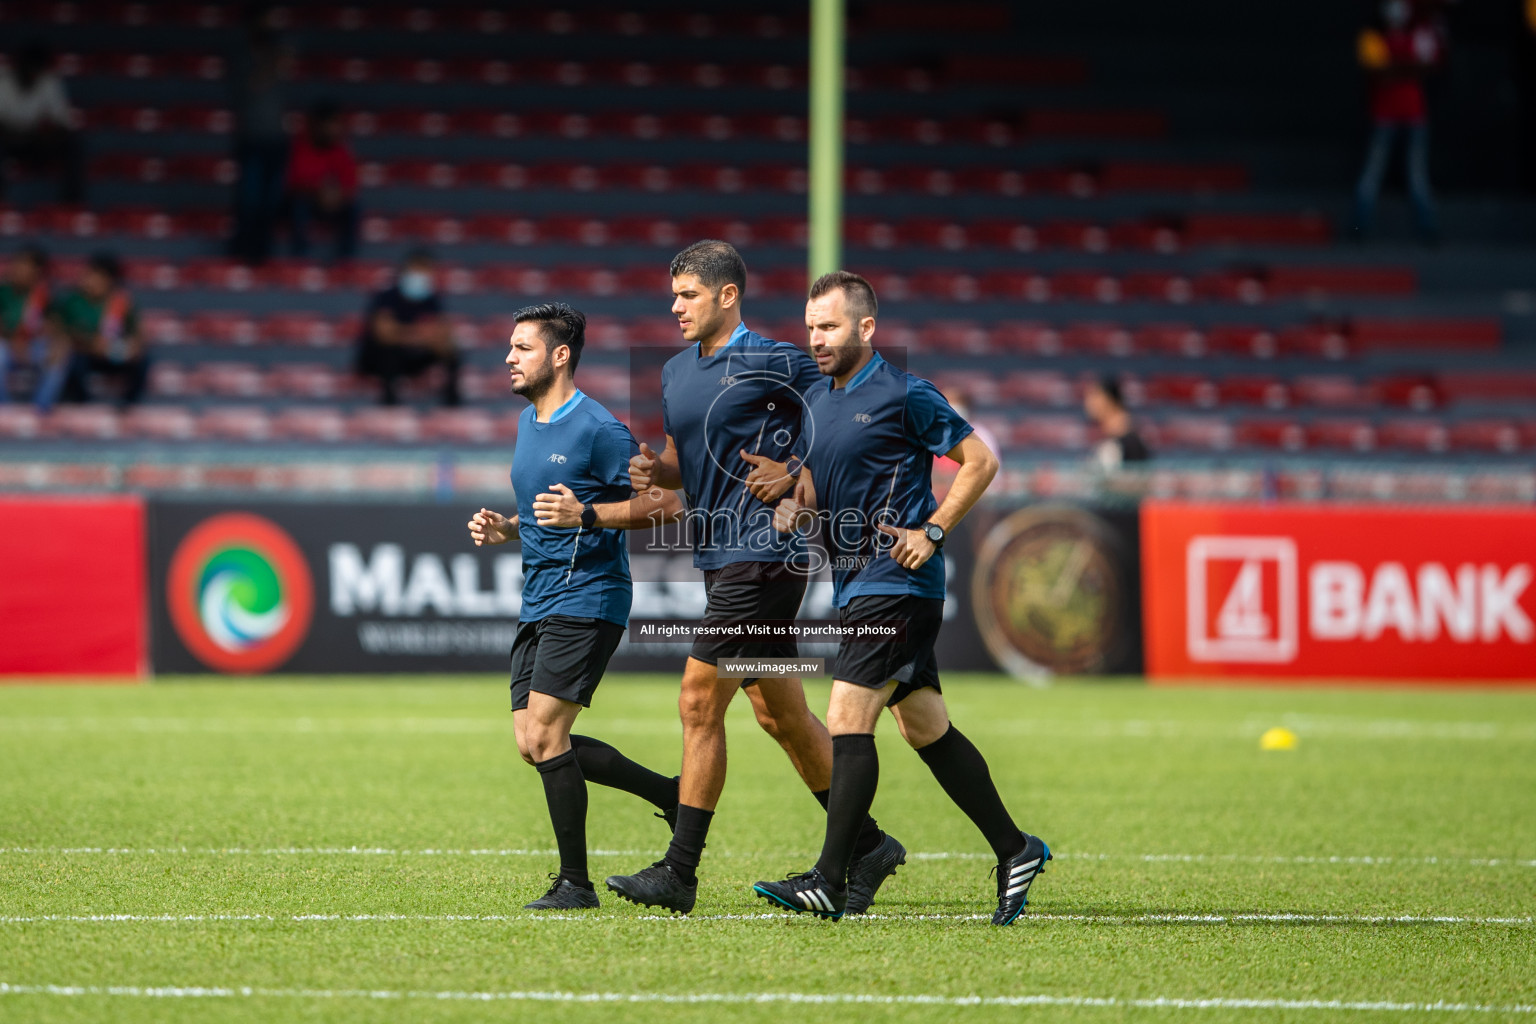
[87,250,124,284]
[514,301,586,375]
[1096,375,1125,409]
[669,239,747,295]
[808,270,878,321]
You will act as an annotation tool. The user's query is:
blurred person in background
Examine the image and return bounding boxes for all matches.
[0,40,84,205]
[1352,0,1444,243]
[58,251,149,408]
[354,248,459,407]
[227,3,292,265]
[284,98,359,262]
[1083,376,1150,471]
[0,243,68,408]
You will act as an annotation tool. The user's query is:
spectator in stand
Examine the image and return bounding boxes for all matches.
[354,248,459,407]
[227,3,292,265]
[285,99,360,262]
[58,252,149,408]
[0,243,68,408]
[1352,0,1444,243]
[0,40,84,205]
[1083,377,1150,471]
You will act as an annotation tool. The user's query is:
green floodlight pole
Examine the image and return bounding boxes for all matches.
[809,0,844,281]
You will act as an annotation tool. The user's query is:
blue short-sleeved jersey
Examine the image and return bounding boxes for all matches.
[510,390,637,625]
[661,322,823,570]
[800,353,974,607]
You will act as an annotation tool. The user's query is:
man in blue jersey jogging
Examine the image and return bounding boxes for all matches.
[750,272,1050,925]
[604,242,905,915]
[468,302,684,911]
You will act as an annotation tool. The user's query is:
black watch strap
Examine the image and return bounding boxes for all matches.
[580,503,598,530]
[922,521,946,547]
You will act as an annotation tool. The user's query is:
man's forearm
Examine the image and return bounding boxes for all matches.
[928,459,996,534]
[593,490,683,529]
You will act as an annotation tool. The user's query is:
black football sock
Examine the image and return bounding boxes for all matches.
[813,734,879,888]
[662,804,713,886]
[534,748,591,888]
[812,787,885,860]
[570,735,679,810]
[916,724,1026,862]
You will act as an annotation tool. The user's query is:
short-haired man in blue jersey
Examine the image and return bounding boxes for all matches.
[605,241,904,916]
[468,302,685,911]
[751,272,1051,925]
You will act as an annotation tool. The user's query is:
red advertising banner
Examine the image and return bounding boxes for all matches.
[0,496,146,678]
[1142,502,1536,682]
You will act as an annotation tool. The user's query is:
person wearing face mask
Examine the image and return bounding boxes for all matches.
[353,248,460,406]
[1352,0,1444,243]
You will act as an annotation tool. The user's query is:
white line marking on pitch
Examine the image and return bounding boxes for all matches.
[0,912,1528,927]
[0,981,1531,1014]
[1,847,1531,868]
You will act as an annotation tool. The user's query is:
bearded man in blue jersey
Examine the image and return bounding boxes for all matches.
[469,301,684,911]
[751,272,1050,925]
[605,242,905,915]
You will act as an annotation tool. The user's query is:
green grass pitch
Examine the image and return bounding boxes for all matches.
[1,675,1533,1023]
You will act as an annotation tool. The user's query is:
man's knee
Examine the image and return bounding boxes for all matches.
[678,678,730,733]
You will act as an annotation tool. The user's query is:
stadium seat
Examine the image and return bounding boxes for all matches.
[1378,418,1450,454]
[197,406,272,442]
[1305,418,1376,452]
[1448,419,1522,454]
[1236,417,1305,452]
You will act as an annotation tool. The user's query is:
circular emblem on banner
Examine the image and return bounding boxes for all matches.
[167,513,313,673]
[971,505,1129,678]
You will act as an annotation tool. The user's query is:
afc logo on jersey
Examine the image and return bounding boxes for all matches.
[547,453,568,464]
[1185,535,1298,663]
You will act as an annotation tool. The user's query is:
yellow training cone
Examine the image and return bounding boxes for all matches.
[1260,727,1298,751]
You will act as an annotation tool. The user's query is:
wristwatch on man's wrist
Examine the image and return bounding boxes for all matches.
[580,503,598,530]
[921,521,946,547]
[784,455,804,478]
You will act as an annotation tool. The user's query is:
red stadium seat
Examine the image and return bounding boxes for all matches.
[1012,415,1089,451]
[1158,416,1235,451]
[423,408,497,444]
[349,408,423,444]
[989,321,1062,356]
[196,362,267,398]
[1435,372,1536,405]
[1147,374,1219,409]
[1218,376,1289,409]
[188,311,260,347]
[1136,323,1205,358]
[1305,418,1376,452]
[1267,266,1416,297]
[1206,324,1278,359]
[273,407,347,443]
[1236,417,1305,451]
[1001,370,1074,407]
[1378,418,1449,454]
[51,406,121,440]
[1062,322,1134,356]
[197,406,272,442]
[1350,318,1501,352]
[122,405,197,441]
[0,406,43,440]
[1374,375,1441,411]
[1447,419,1522,454]
[918,321,992,355]
[268,363,346,399]
[1291,375,1371,409]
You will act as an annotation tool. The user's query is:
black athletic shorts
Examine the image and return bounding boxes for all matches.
[689,559,806,670]
[832,594,944,706]
[509,615,625,711]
